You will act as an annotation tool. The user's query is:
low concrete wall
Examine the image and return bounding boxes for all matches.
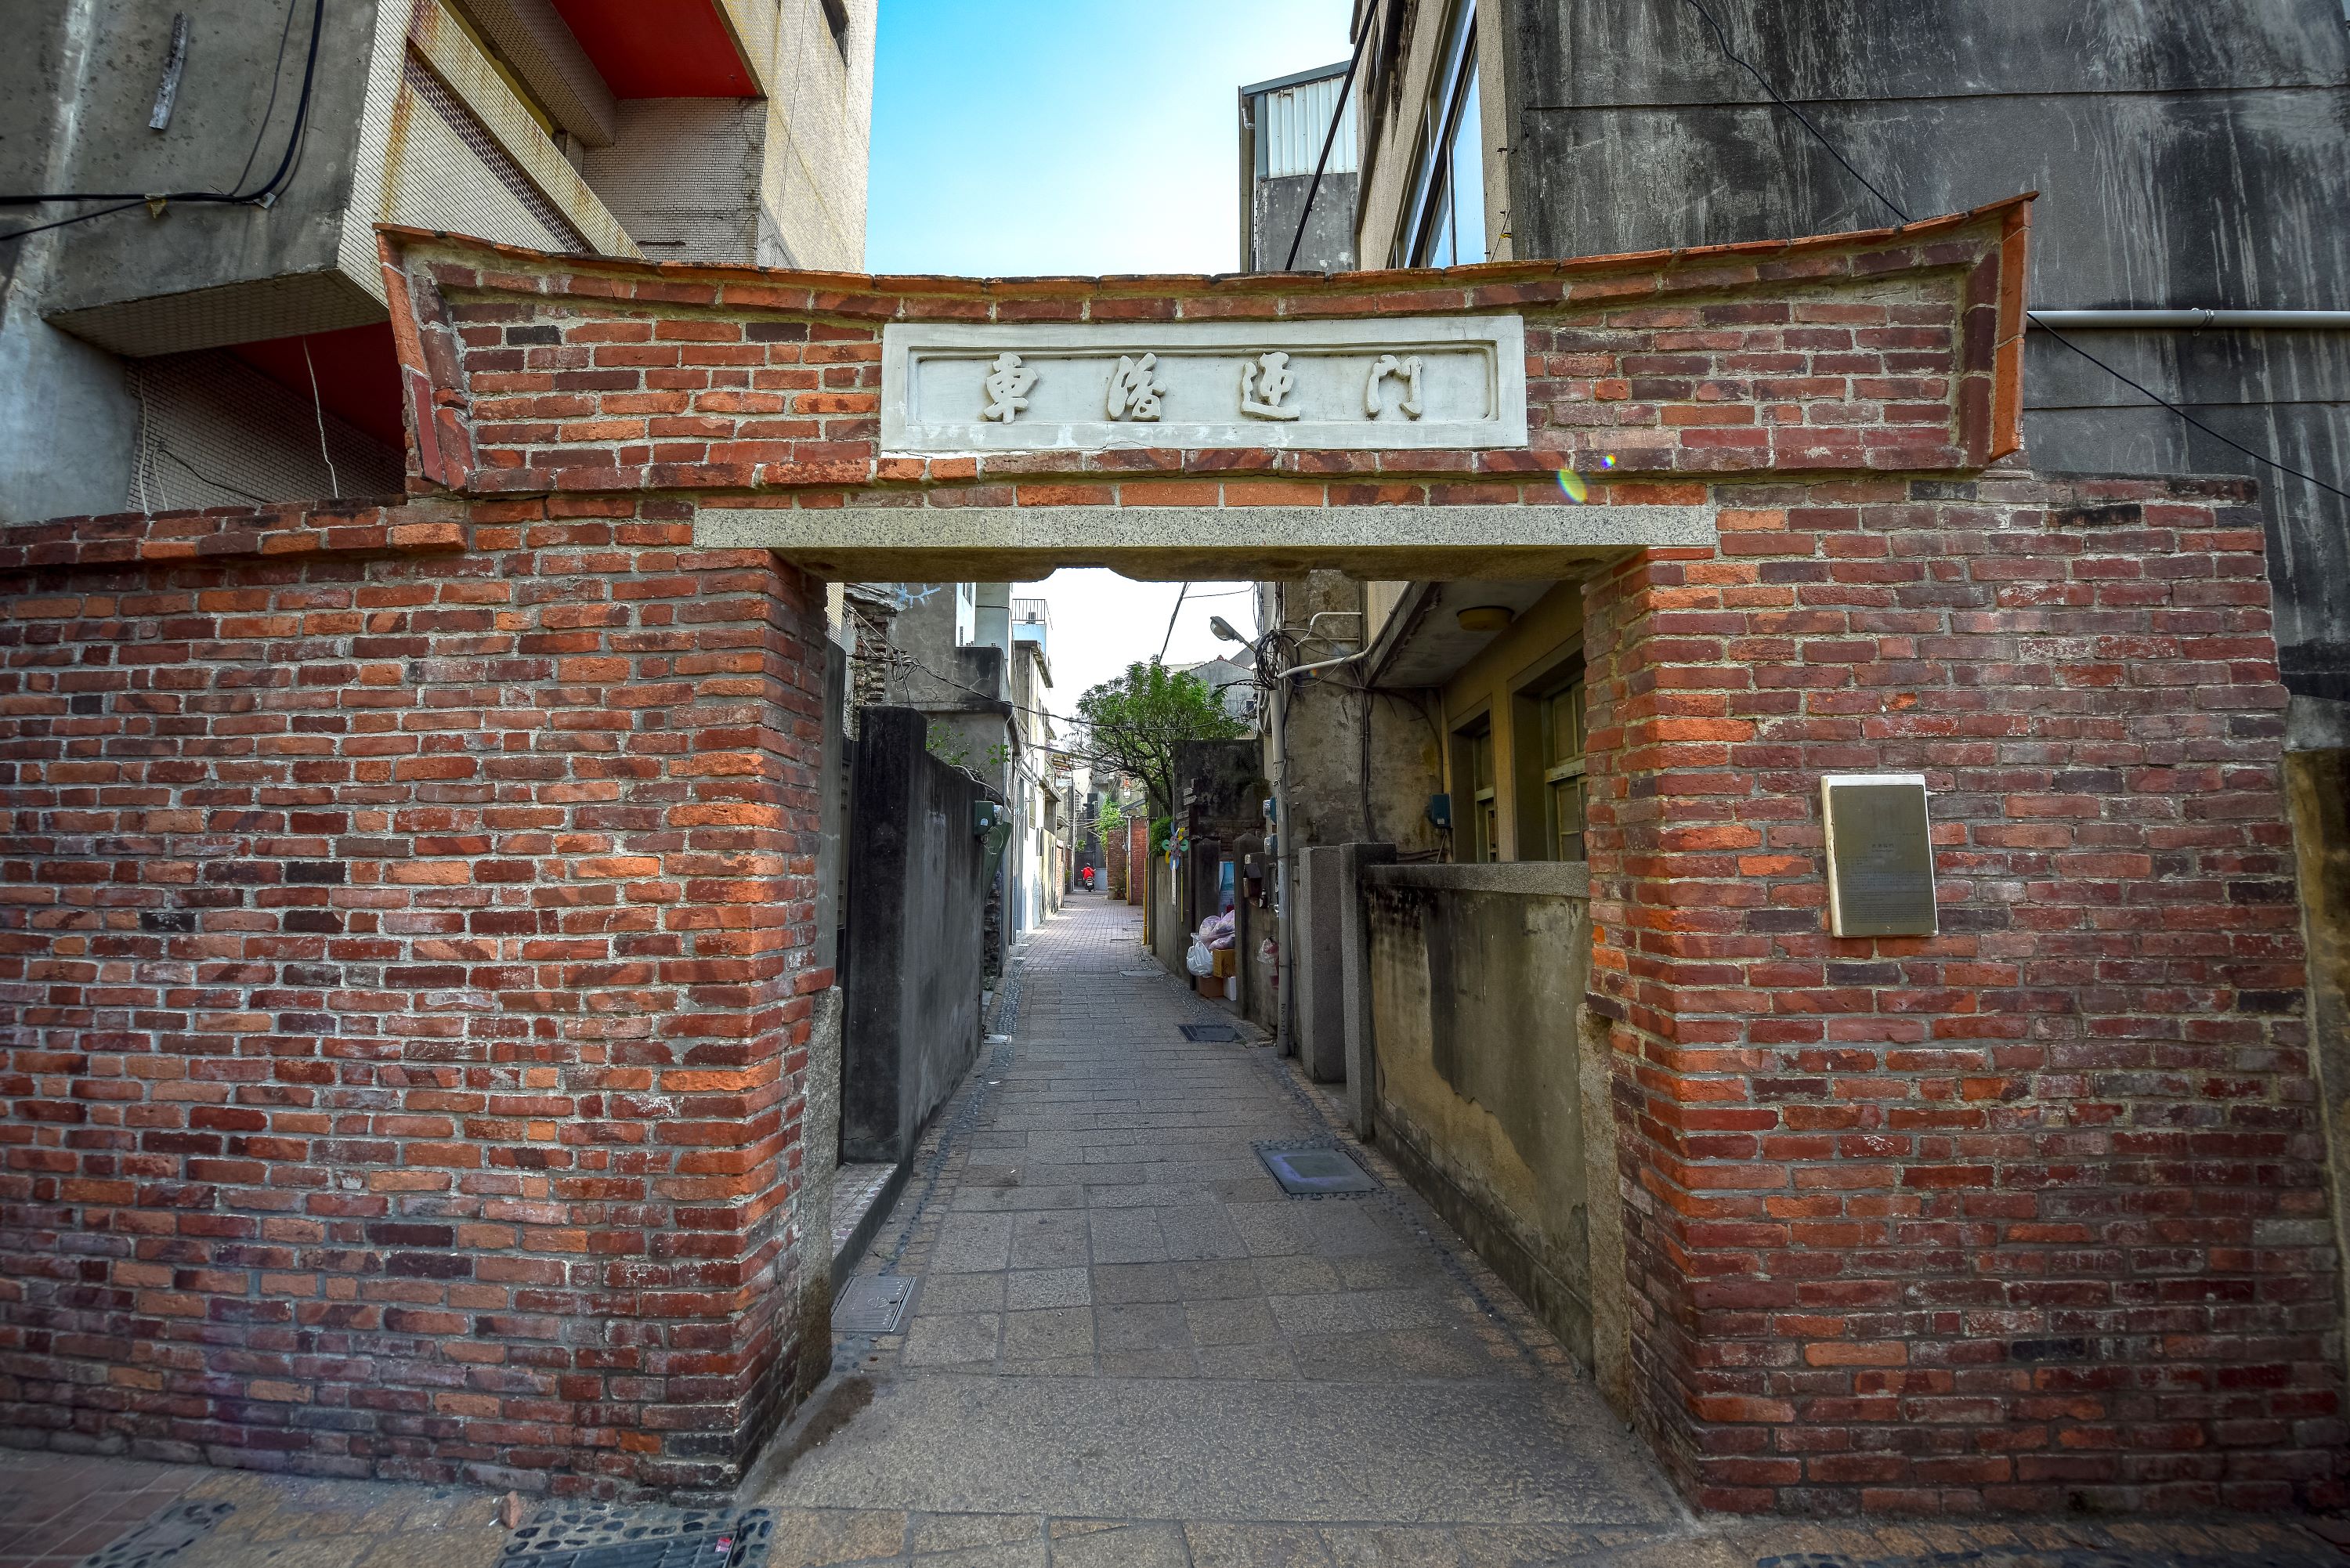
[1362,861,1599,1364]
[841,707,990,1162]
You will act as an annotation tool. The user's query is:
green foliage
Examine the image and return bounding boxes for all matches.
[1075,662,1248,821]
[924,721,972,769]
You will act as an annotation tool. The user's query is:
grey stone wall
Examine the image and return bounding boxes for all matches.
[841,706,992,1163]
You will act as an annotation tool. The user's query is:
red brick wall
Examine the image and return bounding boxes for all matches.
[1581,471,2342,1512]
[1128,816,1148,908]
[2,204,2337,1512]
[1104,811,1129,900]
[378,197,2024,503]
[0,499,830,1496]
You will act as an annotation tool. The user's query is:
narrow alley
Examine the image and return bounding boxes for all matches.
[5,899,2347,1567]
[743,900,2350,1567]
[761,894,1680,1558]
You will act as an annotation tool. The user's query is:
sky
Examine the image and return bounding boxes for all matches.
[866,0,1353,709]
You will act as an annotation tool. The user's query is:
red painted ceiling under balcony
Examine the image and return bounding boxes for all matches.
[548,0,760,97]
[231,324,406,452]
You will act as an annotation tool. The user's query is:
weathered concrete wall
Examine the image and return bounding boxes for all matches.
[1363,862,1596,1363]
[1292,847,1347,1082]
[840,706,989,1163]
[1250,171,1358,273]
[2286,749,2350,1385]
[27,0,385,324]
[1491,0,2350,709]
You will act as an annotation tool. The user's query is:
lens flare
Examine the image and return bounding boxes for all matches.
[1554,455,1616,504]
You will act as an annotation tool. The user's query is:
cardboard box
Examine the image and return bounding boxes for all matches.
[1196,976,1223,999]
[1211,947,1236,979]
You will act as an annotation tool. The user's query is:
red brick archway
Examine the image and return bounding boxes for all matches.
[2,198,2338,1512]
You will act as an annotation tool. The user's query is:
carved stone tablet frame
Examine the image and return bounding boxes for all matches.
[1820,773,1939,938]
[880,317,1528,454]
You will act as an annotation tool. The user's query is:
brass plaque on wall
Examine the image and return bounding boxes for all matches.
[1821,774,1937,938]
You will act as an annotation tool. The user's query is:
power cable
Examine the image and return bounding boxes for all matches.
[302,339,340,497]
[1,0,326,244]
[1674,0,2350,507]
[1284,18,1372,270]
[1157,583,1190,663]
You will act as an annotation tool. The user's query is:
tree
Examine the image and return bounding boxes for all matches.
[1074,661,1248,823]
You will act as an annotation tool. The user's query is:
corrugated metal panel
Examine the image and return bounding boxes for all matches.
[1260,74,1358,179]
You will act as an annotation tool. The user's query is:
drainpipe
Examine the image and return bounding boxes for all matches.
[2028,310,2350,330]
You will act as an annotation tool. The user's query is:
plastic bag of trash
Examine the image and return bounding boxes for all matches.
[1186,940,1214,976]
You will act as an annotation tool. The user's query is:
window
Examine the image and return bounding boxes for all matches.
[1538,678,1587,862]
[1394,2,1485,268]
[1511,660,1587,862]
[1452,715,1499,863]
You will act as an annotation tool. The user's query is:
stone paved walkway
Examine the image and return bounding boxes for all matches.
[6,896,2346,1568]
[753,897,2350,1567]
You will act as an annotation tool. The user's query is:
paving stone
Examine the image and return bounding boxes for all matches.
[9,902,2323,1568]
[1005,1267,1091,1310]
[1002,1307,1095,1360]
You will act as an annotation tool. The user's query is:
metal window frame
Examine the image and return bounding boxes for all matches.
[1397,0,1480,268]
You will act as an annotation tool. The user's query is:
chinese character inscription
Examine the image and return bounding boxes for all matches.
[981,352,1036,425]
[1105,354,1167,421]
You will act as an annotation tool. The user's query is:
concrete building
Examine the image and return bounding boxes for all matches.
[1007,600,1061,938]
[1237,62,1358,273]
[1340,0,2349,740]
[2,0,877,522]
[1176,650,1260,726]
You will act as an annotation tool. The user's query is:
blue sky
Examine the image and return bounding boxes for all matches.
[867,3,1354,703]
[866,0,1352,277]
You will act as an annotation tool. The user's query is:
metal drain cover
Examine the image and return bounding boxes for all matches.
[1257,1143,1379,1196]
[1179,1023,1241,1042]
[502,1505,772,1568]
[834,1274,915,1331]
[79,1501,235,1568]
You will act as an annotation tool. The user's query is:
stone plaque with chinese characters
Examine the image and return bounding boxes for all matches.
[1820,774,1938,938]
[880,318,1528,453]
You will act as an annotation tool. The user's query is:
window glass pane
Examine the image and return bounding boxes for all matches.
[1447,67,1484,263]
[1551,776,1585,861]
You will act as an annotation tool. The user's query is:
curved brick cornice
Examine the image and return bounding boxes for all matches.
[375,196,2033,504]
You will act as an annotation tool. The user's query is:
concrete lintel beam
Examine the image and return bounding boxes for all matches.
[694,504,1716,582]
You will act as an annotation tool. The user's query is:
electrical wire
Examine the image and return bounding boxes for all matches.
[302,338,341,497]
[1284,17,1371,270]
[1157,583,1190,663]
[1674,0,2350,508]
[2026,322,2350,504]
[0,0,326,244]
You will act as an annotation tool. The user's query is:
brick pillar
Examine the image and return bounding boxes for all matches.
[1579,476,2345,1513]
[1127,816,1148,906]
[0,498,831,1498]
[1104,815,1129,899]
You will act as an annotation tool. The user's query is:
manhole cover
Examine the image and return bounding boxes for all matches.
[79,1501,235,1568]
[834,1274,915,1332]
[1256,1142,1380,1197]
[502,1505,774,1568]
[1179,1024,1240,1042]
